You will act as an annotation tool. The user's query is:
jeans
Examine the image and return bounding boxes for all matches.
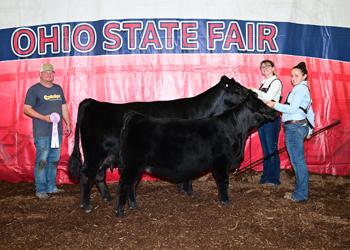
[258,115,281,185]
[34,135,62,195]
[284,120,309,202]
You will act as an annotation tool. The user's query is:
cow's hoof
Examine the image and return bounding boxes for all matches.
[115,210,125,218]
[103,194,114,201]
[81,204,92,213]
[185,190,194,196]
[220,200,230,206]
[129,202,138,210]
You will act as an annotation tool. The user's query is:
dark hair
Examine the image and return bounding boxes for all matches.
[260,60,277,76]
[293,62,308,80]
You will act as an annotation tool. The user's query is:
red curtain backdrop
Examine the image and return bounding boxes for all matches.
[0,53,348,184]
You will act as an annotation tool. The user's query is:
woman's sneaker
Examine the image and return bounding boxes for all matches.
[37,193,49,200]
[51,188,65,194]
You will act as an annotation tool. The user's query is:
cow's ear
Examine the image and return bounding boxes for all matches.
[220,76,231,89]
[221,75,229,82]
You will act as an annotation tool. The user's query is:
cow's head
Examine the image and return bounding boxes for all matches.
[219,75,250,109]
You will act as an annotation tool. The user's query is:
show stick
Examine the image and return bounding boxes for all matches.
[234,120,341,175]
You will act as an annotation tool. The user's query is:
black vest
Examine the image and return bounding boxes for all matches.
[259,78,283,102]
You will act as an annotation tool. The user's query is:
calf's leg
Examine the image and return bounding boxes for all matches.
[212,167,230,206]
[115,176,128,217]
[115,165,144,217]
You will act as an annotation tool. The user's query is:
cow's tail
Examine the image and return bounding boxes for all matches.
[68,100,89,182]
[118,111,139,171]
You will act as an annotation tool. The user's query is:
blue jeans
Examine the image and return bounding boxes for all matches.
[284,120,309,202]
[34,135,62,195]
[258,115,281,185]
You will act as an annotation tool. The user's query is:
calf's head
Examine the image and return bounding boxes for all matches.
[246,90,279,123]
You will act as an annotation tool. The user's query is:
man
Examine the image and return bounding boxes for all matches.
[24,63,72,200]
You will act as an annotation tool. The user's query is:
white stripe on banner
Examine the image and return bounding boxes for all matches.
[0,0,349,29]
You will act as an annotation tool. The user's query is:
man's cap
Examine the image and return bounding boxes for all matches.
[40,63,54,72]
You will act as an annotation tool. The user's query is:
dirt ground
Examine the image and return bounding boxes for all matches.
[0,169,349,250]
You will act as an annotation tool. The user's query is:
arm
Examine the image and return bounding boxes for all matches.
[247,87,264,100]
[62,103,72,137]
[272,90,305,114]
[248,79,282,102]
[23,104,52,123]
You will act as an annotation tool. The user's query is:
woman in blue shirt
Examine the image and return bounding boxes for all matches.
[266,62,315,202]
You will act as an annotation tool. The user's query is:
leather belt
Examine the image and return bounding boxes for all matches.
[283,119,306,126]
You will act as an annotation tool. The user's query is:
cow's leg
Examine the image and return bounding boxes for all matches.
[177,181,185,192]
[212,167,230,206]
[95,168,114,201]
[128,181,138,210]
[80,168,95,213]
[177,179,194,196]
[183,179,194,196]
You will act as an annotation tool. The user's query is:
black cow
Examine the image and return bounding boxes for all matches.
[68,76,249,213]
[115,91,278,217]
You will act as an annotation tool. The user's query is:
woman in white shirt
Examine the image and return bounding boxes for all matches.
[247,60,283,186]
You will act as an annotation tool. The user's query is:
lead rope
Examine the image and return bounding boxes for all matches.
[274,118,278,186]
[250,133,252,180]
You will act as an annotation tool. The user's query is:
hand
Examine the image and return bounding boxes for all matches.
[65,124,72,137]
[44,114,52,123]
[247,86,255,91]
[265,101,275,108]
[306,134,312,140]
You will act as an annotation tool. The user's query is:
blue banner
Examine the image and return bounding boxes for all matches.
[1,18,349,62]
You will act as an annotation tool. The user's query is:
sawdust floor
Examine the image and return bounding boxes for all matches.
[1,169,350,249]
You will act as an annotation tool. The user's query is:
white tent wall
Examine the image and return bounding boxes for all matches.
[0,0,349,29]
[0,0,349,183]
